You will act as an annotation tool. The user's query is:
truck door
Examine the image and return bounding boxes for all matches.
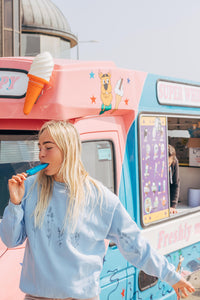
[75,116,132,300]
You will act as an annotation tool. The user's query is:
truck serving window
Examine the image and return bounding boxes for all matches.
[81,140,115,193]
[0,131,39,218]
[139,114,200,226]
[168,116,200,214]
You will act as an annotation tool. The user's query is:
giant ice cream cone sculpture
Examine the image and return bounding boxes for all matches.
[23,52,54,115]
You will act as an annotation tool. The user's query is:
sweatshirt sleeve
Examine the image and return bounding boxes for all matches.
[0,201,27,247]
[106,200,181,286]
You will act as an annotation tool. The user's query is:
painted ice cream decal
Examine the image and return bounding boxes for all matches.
[114,78,124,111]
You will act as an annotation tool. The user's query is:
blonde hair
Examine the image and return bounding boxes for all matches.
[168,144,176,163]
[33,120,101,230]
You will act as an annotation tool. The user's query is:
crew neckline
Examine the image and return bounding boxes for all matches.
[54,181,67,187]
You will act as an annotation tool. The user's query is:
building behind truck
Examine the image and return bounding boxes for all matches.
[0,56,200,299]
[0,0,77,58]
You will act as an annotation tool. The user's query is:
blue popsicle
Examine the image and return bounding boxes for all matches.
[26,163,49,176]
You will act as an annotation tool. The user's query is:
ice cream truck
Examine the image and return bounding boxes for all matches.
[0,54,200,300]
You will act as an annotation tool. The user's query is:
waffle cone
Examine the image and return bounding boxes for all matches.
[23,74,49,115]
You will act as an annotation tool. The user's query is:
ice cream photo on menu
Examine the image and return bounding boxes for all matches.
[23,52,54,115]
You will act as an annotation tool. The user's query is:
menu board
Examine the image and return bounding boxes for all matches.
[139,115,169,225]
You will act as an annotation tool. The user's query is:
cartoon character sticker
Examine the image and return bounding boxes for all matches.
[99,73,113,114]
[98,73,124,114]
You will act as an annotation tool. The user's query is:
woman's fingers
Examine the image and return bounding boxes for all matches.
[180,287,189,297]
[8,173,27,205]
[9,173,27,184]
[172,277,195,299]
[13,173,27,182]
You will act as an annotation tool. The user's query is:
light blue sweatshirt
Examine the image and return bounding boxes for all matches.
[0,175,181,299]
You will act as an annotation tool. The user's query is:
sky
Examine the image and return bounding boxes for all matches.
[52,0,200,82]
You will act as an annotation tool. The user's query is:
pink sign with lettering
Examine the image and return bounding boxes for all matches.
[157,80,200,107]
[0,69,28,98]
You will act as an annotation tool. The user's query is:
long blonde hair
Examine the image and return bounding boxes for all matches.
[33,120,101,230]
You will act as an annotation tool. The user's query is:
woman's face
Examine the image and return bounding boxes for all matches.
[38,129,64,182]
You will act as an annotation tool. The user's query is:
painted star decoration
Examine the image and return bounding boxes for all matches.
[90,96,96,104]
[89,71,95,79]
[124,98,129,105]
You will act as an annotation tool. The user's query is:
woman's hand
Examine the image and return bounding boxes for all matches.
[172,277,195,299]
[8,173,27,205]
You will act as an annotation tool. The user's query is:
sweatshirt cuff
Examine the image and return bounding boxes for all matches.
[8,201,24,221]
[9,200,22,208]
[163,270,182,286]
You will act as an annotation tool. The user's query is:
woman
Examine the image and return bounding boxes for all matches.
[0,121,194,300]
[168,144,180,214]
